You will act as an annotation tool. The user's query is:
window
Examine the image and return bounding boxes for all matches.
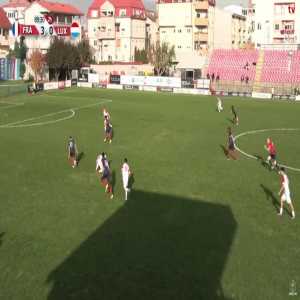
[120,9,126,16]
[275,24,279,30]
[94,40,97,46]
[257,23,261,30]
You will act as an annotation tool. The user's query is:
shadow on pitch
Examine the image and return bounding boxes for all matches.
[260,184,289,215]
[47,190,236,300]
[220,144,229,157]
[226,118,234,125]
[0,232,5,247]
[111,170,116,192]
[254,155,271,171]
[77,152,84,166]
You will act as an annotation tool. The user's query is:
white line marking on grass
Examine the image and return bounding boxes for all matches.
[0,99,112,128]
[1,109,76,128]
[235,128,300,172]
[0,101,24,110]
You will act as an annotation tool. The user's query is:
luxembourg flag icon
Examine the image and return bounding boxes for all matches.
[71,22,80,39]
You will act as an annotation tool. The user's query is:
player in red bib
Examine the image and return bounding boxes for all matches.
[265,138,277,170]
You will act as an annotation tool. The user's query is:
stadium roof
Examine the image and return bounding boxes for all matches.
[0,7,11,29]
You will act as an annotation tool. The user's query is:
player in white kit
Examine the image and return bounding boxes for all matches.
[96,152,106,173]
[102,107,110,120]
[217,97,223,112]
[278,167,295,219]
[121,158,131,200]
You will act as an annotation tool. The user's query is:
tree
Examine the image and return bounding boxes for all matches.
[134,48,148,64]
[47,38,93,81]
[46,38,66,81]
[77,39,93,68]
[20,62,26,79]
[29,50,45,82]
[148,41,175,76]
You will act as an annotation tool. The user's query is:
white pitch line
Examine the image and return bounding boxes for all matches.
[0,99,112,128]
[235,128,300,172]
[0,101,24,110]
[1,109,76,128]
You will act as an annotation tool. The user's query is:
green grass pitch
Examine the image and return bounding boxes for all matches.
[0,88,299,300]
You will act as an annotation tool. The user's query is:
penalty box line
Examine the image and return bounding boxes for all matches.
[0,99,112,128]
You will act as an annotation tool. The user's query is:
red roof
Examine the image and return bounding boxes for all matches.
[2,0,31,9]
[37,0,83,16]
[0,7,11,29]
[88,0,145,17]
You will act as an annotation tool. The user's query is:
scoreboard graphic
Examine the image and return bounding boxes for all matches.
[12,14,80,38]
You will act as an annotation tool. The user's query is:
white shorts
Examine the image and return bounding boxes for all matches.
[122,175,129,189]
[281,192,292,204]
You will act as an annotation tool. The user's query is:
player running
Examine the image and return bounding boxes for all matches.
[67,136,78,168]
[96,152,106,174]
[217,97,223,112]
[102,107,110,121]
[227,127,237,160]
[278,167,295,219]
[100,155,114,199]
[231,105,239,125]
[104,116,113,143]
[121,158,132,200]
[265,138,277,170]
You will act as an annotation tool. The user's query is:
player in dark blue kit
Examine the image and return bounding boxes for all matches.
[67,136,78,168]
[104,116,113,143]
[227,127,237,160]
[100,156,114,199]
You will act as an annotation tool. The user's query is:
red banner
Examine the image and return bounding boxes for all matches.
[19,24,39,35]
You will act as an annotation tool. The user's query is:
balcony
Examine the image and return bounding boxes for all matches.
[194,1,209,10]
[194,18,209,26]
[194,32,208,41]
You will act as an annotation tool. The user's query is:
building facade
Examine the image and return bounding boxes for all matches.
[251,0,300,47]
[157,0,216,58]
[22,1,83,56]
[87,0,146,63]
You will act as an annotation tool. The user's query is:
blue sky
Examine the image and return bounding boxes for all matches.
[0,0,248,13]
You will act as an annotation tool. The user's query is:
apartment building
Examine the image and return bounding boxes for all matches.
[87,0,146,62]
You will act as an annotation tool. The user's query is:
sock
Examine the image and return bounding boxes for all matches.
[292,210,295,218]
[279,207,283,215]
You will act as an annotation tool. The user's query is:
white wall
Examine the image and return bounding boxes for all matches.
[213,7,231,49]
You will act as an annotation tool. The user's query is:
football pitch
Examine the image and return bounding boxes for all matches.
[0,87,299,300]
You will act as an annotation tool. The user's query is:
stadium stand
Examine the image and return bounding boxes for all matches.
[207,49,300,96]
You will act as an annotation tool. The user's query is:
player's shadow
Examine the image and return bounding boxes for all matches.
[260,184,290,215]
[77,152,84,165]
[111,170,116,192]
[220,144,229,157]
[254,155,271,170]
[128,173,135,190]
[0,232,5,247]
[226,118,234,125]
[47,190,236,300]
